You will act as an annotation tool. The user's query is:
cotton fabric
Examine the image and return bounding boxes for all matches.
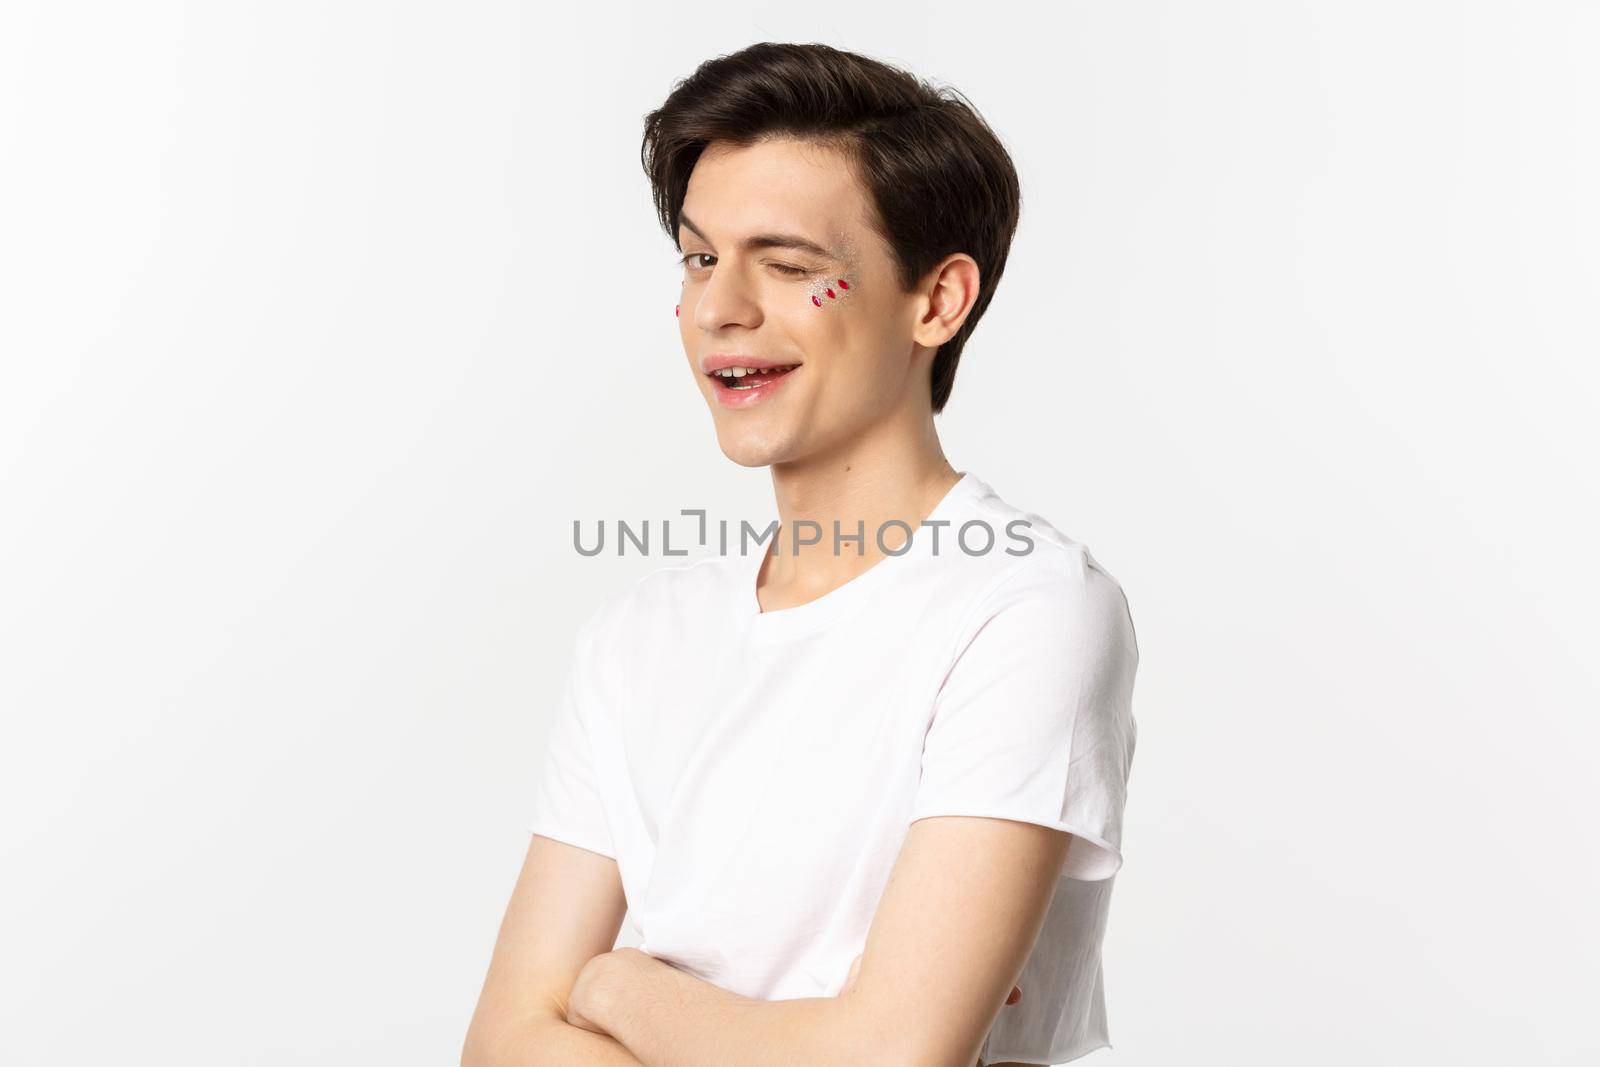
[527,472,1139,1065]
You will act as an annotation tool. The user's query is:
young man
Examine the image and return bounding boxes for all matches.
[464,43,1138,1067]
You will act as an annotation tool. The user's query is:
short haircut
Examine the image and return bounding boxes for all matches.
[642,42,1022,413]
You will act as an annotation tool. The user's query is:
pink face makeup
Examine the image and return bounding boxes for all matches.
[808,231,860,308]
[808,276,854,308]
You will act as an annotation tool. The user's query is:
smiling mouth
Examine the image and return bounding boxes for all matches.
[709,365,800,391]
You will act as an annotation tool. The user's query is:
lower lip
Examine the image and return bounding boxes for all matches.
[709,366,800,408]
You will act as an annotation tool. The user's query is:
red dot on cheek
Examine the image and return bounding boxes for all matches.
[811,295,822,307]
[837,278,850,289]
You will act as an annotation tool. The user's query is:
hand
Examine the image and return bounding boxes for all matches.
[567,947,655,1035]
[565,952,613,1034]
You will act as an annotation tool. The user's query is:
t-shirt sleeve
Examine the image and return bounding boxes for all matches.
[525,610,618,860]
[908,551,1138,881]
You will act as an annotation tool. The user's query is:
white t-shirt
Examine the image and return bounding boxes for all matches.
[526,472,1139,1065]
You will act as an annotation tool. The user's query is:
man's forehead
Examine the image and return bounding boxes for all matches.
[695,135,859,195]
[679,140,870,255]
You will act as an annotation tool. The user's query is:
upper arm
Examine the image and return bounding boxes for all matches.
[846,556,1137,1066]
[462,834,629,1063]
[846,814,1075,1067]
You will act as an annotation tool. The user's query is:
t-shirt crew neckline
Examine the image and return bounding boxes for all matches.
[739,471,980,642]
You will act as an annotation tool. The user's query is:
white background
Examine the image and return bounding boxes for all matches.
[2,2,1596,1064]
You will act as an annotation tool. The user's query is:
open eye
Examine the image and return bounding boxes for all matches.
[679,252,716,270]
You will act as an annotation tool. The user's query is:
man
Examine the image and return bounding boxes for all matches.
[464,42,1138,1067]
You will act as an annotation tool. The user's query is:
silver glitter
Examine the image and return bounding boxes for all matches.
[807,232,859,309]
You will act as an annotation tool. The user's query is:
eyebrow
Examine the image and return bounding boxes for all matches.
[678,212,844,263]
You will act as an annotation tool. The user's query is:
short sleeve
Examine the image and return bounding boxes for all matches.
[908,552,1138,881]
[525,613,618,860]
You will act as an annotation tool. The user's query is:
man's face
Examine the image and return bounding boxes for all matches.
[676,137,925,468]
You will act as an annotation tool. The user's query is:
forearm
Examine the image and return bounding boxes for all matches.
[468,1014,645,1067]
[586,949,894,1067]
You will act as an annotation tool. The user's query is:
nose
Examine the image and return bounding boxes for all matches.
[692,261,763,333]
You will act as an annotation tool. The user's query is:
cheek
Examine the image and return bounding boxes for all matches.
[805,274,855,310]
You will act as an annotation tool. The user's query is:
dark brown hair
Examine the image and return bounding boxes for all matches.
[641,42,1021,414]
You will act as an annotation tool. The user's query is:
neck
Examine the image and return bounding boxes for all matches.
[760,410,961,601]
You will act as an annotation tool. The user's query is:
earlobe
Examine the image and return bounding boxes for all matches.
[912,290,958,349]
[920,255,980,343]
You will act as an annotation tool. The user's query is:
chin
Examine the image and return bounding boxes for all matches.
[714,425,798,469]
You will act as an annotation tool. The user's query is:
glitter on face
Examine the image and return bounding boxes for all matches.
[807,275,855,309]
[807,229,859,309]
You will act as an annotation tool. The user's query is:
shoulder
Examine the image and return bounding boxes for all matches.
[952,480,1137,663]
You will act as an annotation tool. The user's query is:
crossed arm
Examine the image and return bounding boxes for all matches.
[462,815,1075,1067]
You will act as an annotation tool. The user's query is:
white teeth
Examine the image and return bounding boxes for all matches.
[712,364,797,383]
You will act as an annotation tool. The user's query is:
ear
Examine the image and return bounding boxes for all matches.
[910,254,981,349]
